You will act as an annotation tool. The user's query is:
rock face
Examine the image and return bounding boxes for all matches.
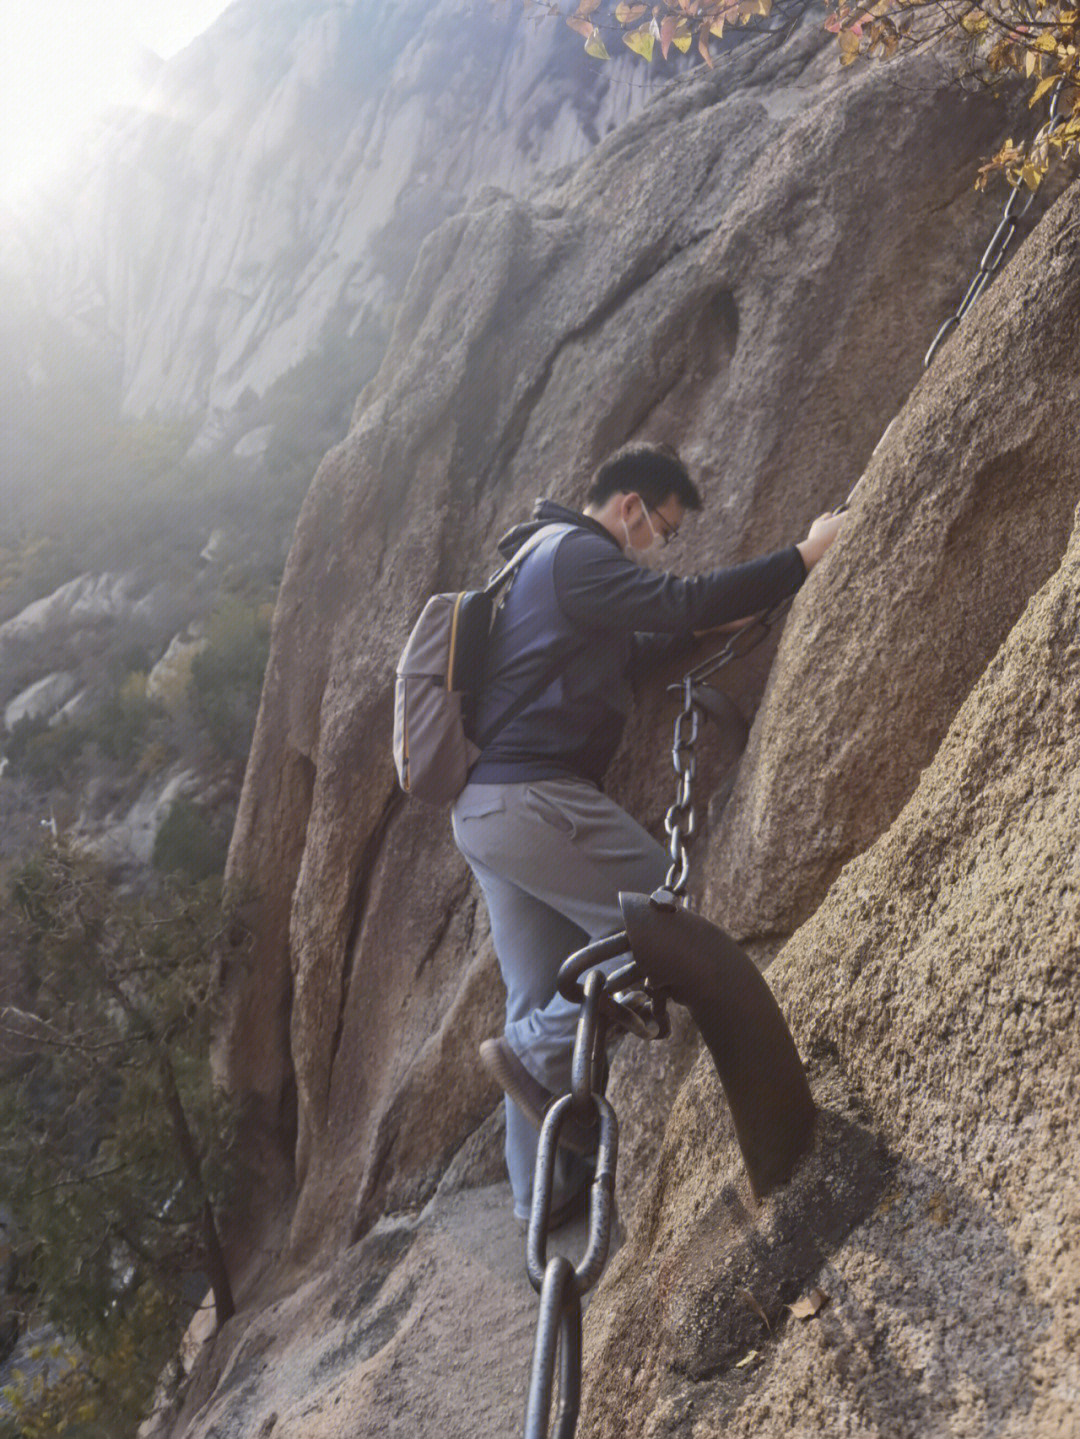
[3,672,77,731]
[0,572,176,713]
[580,177,1080,1438]
[128,10,1078,1439]
[705,172,1080,940]
[221,14,1025,1262]
[160,1187,582,1439]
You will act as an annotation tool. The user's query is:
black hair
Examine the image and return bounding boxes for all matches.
[585,443,702,512]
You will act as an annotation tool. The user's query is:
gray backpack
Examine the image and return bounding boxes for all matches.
[393,525,571,803]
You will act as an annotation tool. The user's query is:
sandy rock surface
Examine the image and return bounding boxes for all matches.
[707,162,1080,942]
[169,1181,597,1439]
[582,520,1080,1429]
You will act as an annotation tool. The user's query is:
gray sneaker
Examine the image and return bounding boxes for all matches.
[479,1036,598,1157]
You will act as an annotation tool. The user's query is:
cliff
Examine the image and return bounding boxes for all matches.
[156,9,1080,1439]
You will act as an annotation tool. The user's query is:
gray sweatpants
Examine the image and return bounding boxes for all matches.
[451,776,669,1218]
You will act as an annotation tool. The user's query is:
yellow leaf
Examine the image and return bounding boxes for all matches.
[585,25,610,58]
[615,1,648,20]
[960,8,988,33]
[790,1287,830,1318]
[1030,73,1061,104]
[710,15,726,35]
[1034,32,1058,51]
[673,17,693,49]
[838,29,861,62]
[624,24,656,57]
[735,1349,760,1368]
[1021,162,1042,188]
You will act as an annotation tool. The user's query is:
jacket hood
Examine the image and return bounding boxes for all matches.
[496,498,617,560]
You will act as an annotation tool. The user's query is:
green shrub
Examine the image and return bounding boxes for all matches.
[0,846,238,1438]
[5,716,89,788]
[88,673,153,763]
[190,598,271,763]
[0,1285,181,1439]
[152,800,228,884]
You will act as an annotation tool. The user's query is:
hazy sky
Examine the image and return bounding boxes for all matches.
[1,0,234,200]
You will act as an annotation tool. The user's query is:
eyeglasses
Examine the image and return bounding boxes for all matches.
[649,508,679,547]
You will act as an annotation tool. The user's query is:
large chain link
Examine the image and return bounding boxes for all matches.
[520,79,1068,1436]
[525,952,669,1436]
[924,80,1068,366]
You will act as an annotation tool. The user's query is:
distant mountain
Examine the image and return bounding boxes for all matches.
[2,0,666,462]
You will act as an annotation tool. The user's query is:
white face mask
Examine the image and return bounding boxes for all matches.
[621,506,661,562]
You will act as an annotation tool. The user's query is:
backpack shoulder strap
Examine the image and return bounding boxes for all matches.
[483,523,570,596]
[472,523,582,750]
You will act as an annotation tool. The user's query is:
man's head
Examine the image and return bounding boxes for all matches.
[583,443,702,555]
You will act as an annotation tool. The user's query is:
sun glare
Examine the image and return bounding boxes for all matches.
[0,1,232,204]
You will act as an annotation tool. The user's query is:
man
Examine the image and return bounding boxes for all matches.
[452,443,843,1225]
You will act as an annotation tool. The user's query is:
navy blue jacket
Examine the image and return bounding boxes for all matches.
[468,499,806,787]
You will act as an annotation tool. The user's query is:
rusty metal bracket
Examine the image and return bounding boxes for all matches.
[619,889,816,1199]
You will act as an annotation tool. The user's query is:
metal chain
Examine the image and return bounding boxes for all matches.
[523,609,789,1433]
[525,949,669,1437]
[663,677,699,897]
[924,79,1068,366]
[523,665,716,1434]
[520,80,1072,1437]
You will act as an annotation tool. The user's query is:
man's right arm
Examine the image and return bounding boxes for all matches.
[553,531,808,636]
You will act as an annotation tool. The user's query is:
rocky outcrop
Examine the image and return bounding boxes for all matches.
[3,672,77,731]
[88,9,1074,1439]
[0,572,171,712]
[221,15,1028,1267]
[705,164,1080,940]
[579,176,1080,1438]
[147,636,209,707]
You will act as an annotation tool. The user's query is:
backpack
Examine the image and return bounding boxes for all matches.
[393,524,572,803]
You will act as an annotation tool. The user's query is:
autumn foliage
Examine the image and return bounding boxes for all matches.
[544,0,1080,187]
[824,0,1080,187]
[556,0,780,64]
